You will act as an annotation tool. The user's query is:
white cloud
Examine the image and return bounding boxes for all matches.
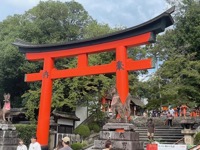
[0,0,169,28]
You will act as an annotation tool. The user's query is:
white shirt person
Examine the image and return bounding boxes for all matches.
[17,139,27,150]
[28,136,41,150]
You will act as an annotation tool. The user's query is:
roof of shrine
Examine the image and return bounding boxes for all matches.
[13,6,175,53]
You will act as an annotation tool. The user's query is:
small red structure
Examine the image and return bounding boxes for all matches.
[14,7,174,148]
[146,144,158,150]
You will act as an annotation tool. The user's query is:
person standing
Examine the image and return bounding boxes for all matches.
[60,137,72,150]
[29,136,41,150]
[169,108,175,116]
[167,111,173,127]
[17,139,27,150]
[177,105,181,116]
[146,118,155,142]
[54,139,63,150]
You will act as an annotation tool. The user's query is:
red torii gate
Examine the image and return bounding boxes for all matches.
[14,7,174,149]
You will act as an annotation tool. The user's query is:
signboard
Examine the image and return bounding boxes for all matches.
[158,144,187,150]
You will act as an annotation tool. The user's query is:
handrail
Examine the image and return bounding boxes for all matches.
[174,137,184,144]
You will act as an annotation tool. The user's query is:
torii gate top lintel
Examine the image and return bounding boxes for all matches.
[14,7,174,148]
[13,6,174,53]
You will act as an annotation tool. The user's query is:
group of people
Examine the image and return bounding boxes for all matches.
[17,136,72,150]
[16,136,41,150]
[146,108,175,143]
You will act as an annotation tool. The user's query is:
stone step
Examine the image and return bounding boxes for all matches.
[139,135,183,138]
[136,126,183,129]
[135,127,183,130]
[136,132,182,135]
[136,130,182,133]
[137,132,182,135]
[135,126,184,149]
[140,137,182,141]
[135,128,183,130]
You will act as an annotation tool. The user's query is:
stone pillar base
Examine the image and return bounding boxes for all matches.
[0,123,18,150]
[93,123,143,150]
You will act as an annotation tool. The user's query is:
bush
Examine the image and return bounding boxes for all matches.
[88,122,100,133]
[81,140,88,148]
[71,142,83,150]
[194,132,200,145]
[15,124,37,146]
[74,124,90,138]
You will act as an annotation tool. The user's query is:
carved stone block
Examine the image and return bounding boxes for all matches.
[93,123,143,150]
[103,123,135,131]
[94,140,143,150]
[0,146,17,150]
[0,124,18,149]
[0,131,18,138]
[100,131,139,141]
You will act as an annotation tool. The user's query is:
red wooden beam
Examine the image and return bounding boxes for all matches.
[126,58,154,71]
[25,58,154,82]
[25,32,152,61]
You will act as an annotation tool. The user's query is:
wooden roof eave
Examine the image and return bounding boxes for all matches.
[13,7,175,53]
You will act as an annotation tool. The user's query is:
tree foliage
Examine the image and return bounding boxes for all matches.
[0,0,145,122]
[145,0,200,109]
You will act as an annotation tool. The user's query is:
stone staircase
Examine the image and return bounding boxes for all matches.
[135,126,184,149]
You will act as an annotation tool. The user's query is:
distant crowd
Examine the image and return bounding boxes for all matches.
[145,105,200,118]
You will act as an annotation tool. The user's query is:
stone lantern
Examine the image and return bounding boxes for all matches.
[181,111,196,145]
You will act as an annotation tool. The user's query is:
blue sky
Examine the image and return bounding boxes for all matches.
[0,0,169,27]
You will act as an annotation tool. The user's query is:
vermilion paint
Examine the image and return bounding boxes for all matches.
[25,32,153,146]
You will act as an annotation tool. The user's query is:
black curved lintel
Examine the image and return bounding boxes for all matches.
[13,6,175,53]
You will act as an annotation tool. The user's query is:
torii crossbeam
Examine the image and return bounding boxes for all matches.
[14,7,174,149]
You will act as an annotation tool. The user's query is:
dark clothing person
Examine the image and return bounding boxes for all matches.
[167,112,173,127]
[147,119,155,141]
[177,106,180,116]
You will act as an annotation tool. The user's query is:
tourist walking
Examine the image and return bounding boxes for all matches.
[146,118,155,142]
[103,140,112,150]
[167,111,173,127]
[17,139,27,150]
[28,136,41,150]
[54,139,63,150]
[59,136,72,150]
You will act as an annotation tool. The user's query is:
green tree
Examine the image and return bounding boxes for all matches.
[145,0,200,109]
[0,0,150,123]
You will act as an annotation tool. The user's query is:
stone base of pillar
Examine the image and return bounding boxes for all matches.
[93,123,143,150]
[0,123,18,150]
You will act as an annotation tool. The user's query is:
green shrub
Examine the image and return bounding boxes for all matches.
[74,124,90,138]
[194,132,200,145]
[81,140,88,148]
[92,123,100,133]
[15,124,37,146]
[71,142,83,150]
[88,122,100,133]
